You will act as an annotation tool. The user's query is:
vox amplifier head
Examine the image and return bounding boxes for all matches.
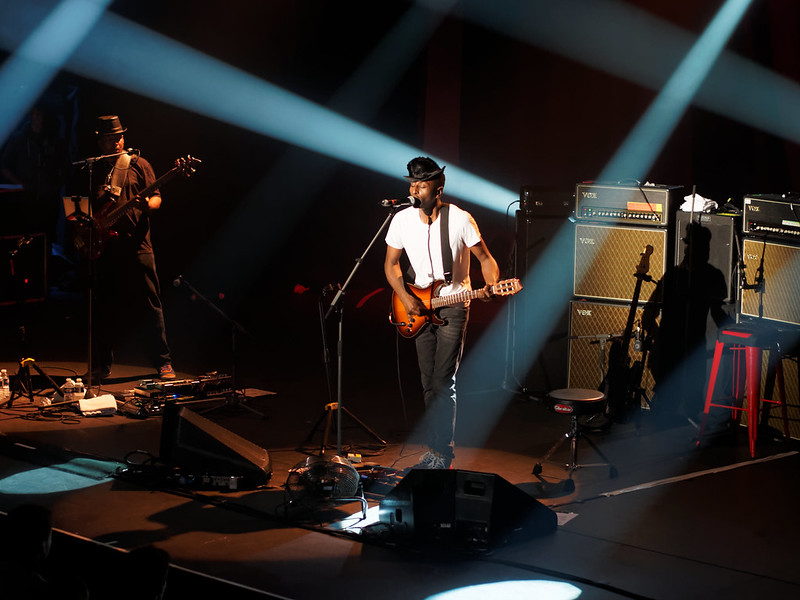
[575,183,682,226]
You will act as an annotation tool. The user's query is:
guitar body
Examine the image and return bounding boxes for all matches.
[389,278,522,339]
[72,193,141,260]
[390,281,447,339]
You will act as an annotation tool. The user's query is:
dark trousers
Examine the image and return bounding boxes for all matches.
[414,305,468,459]
[92,248,171,371]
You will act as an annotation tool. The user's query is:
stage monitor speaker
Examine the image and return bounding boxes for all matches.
[378,469,557,548]
[567,300,656,402]
[1,232,47,306]
[160,404,272,488]
[574,224,667,302]
[741,238,800,326]
[674,212,738,303]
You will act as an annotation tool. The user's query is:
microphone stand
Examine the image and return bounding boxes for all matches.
[173,276,264,418]
[303,206,397,457]
[70,154,99,395]
[70,149,143,395]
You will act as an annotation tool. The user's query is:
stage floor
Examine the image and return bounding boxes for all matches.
[2,288,800,600]
[2,357,799,600]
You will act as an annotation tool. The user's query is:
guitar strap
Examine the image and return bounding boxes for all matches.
[404,203,453,284]
[440,203,452,284]
[107,152,133,198]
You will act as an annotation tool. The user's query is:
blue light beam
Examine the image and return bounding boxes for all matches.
[2,7,516,212]
[0,0,111,145]
[600,0,755,182]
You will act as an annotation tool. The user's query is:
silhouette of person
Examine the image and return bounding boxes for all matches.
[643,220,731,421]
[0,503,53,599]
[122,545,170,600]
[1,105,71,244]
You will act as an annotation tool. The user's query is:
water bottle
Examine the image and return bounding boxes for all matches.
[74,378,86,401]
[63,378,75,402]
[0,369,9,402]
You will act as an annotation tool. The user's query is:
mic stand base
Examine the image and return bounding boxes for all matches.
[196,390,267,419]
[299,401,387,456]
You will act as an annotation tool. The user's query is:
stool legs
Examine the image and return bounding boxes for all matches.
[698,339,790,457]
[533,416,616,478]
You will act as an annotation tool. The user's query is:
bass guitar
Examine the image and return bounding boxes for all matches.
[72,155,200,259]
[389,278,522,338]
[602,245,655,421]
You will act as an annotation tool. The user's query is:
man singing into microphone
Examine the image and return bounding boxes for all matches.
[87,115,175,381]
[384,156,499,469]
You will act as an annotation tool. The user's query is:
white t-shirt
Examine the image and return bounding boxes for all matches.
[385,203,482,296]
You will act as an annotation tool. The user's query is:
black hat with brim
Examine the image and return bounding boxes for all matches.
[95,115,126,136]
[404,156,445,182]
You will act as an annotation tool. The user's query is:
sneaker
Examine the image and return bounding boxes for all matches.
[158,364,177,380]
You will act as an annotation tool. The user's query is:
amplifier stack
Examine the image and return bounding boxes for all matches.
[568,183,681,399]
[739,193,800,439]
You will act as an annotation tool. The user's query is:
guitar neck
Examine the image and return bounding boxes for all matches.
[430,287,482,309]
[100,167,178,227]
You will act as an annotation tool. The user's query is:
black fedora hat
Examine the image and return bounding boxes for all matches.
[94,115,126,136]
[404,156,445,182]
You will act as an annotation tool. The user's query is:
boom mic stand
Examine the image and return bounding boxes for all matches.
[3,238,62,407]
[71,149,126,396]
[302,207,394,457]
[172,275,264,418]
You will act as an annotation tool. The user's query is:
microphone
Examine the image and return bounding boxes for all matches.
[381,196,420,208]
[126,148,140,156]
[173,275,183,288]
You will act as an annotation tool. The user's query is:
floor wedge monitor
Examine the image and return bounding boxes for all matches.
[379,469,556,548]
[160,404,272,489]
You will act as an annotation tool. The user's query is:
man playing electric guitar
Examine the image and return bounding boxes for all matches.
[86,115,175,381]
[384,157,500,470]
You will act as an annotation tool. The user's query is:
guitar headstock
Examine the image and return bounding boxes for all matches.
[492,278,523,296]
[174,155,201,177]
[636,245,654,275]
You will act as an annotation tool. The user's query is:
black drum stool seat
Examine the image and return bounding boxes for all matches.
[532,388,617,478]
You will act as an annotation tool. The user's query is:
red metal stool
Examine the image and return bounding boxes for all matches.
[532,388,617,478]
[697,322,790,457]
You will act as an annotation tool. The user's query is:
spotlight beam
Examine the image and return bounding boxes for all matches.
[445,0,800,145]
[24,8,514,212]
[600,0,754,182]
[0,0,112,144]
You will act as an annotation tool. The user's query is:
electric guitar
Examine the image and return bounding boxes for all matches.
[602,245,654,420]
[72,155,200,259]
[389,278,522,338]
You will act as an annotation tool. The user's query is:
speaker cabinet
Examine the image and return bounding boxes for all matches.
[574,224,668,302]
[378,469,556,547]
[160,405,272,488]
[1,233,47,306]
[514,204,573,394]
[567,300,656,402]
[675,212,738,303]
[741,238,800,326]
